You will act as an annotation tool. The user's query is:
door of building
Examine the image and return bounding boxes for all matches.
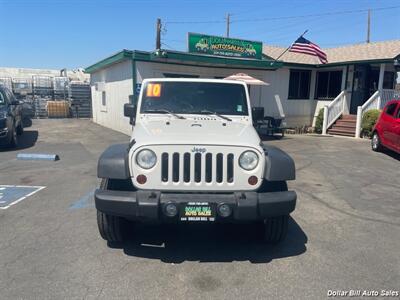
[350,64,369,114]
[350,64,380,114]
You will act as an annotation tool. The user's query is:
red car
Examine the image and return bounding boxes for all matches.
[372,100,400,154]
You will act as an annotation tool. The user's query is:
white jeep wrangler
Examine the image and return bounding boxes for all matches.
[95,78,296,244]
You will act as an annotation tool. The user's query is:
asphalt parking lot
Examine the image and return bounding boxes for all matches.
[0,119,399,299]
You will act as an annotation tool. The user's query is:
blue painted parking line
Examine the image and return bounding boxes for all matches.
[69,189,95,210]
[0,185,46,209]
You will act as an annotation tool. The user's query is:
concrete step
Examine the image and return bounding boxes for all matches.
[327,129,356,137]
[331,123,356,130]
[336,119,357,126]
[341,114,357,120]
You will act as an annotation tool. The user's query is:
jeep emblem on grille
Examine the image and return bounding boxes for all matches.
[191,147,207,153]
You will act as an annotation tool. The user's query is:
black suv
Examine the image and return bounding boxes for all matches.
[0,85,23,148]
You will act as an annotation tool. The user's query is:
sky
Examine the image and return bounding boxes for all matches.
[1,0,400,70]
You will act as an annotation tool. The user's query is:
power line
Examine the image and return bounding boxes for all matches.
[230,1,315,18]
[163,39,186,44]
[165,19,225,24]
[161,42,177,51]
[234,14,326,37]
[232,5,400,23]
[163,5,400,26]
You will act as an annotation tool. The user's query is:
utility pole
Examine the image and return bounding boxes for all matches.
[156,18,162,49]
[366,9,371,43]
[226,13,230,37]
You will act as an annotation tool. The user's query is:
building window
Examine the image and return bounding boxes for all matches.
[288,69,311,99]
[101,91,107,112]
[163,73,199,78]
[315,70,342,99]
[101,91,106,106]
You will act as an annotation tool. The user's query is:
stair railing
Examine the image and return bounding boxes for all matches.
[322,91,347,135]
[381,89,398,108]
[355,89,399,138]
[355,90,380,138]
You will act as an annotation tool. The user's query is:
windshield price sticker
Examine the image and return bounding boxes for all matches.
[146,83,162,97]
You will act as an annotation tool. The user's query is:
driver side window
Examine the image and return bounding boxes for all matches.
[0,91,7,104]
[5,89,16,103]
[385,103,397,117]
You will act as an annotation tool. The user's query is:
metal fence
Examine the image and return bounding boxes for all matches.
[0,76,91,119]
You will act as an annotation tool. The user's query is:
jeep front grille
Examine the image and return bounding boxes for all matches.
[161,152,234,184]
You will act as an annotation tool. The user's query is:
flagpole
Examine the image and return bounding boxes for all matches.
[270,30,308,65]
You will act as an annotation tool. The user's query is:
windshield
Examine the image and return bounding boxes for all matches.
[140,82,248,116]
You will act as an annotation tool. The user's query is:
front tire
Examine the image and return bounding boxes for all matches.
[96,179,126,243]
[9,125,18,148]
[259,180,290,243]
[263,215,289,244]
[372,131,383,152]
[16,122,24,135]
[97,210,124,243]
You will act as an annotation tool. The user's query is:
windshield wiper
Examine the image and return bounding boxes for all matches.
[143,109,185,119]
[200,110,232,122]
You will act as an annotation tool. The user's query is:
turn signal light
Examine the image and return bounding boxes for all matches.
[136,174,147,184]
[248,176,258,185]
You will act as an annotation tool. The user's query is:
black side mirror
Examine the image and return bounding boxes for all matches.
[252,107,265,122]
[124,103,137,125]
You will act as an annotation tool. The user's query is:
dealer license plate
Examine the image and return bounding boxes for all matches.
[180,202,215,222]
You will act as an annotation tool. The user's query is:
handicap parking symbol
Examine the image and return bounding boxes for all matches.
[0,185,45,209]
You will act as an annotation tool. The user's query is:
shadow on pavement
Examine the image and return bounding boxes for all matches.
[259,134,293,141]
[0,130,39,152]
[382,149,400,161]
[18,130,39,150]
[109,216,307,264]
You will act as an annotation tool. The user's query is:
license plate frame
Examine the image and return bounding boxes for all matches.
[180,202,216,222]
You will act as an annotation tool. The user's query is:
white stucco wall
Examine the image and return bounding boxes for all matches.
[90,60,349,135]
[90,60,133,135]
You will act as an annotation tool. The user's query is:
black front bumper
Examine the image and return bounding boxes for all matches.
[95,189,297,222]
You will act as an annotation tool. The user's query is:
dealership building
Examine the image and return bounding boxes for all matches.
[85,34,400,137]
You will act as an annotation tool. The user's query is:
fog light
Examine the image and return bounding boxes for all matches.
[217,203,232,218]
[164,202,178,217]
[248,176,258,185]
[136,174,147,184]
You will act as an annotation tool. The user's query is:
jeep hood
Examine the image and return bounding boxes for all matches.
[132,119,261,148]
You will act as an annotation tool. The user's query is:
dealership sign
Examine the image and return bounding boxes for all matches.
[188,33,263,59]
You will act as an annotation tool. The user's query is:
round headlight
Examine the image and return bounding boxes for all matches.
[239,151,259,171]
[136,149,157,169]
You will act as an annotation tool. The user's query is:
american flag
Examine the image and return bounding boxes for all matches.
[289,36,328,64]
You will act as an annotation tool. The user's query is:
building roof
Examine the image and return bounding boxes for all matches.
[85,49,283,73]
[263,40,400,66]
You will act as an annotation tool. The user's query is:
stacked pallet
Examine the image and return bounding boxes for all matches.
[34,97,51,118]
[47,101,70,118]
[53,77,69,100]
[69,82,92,118]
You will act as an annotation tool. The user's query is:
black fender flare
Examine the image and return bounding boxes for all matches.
[97,143,130,179]
[262,145,296,181]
